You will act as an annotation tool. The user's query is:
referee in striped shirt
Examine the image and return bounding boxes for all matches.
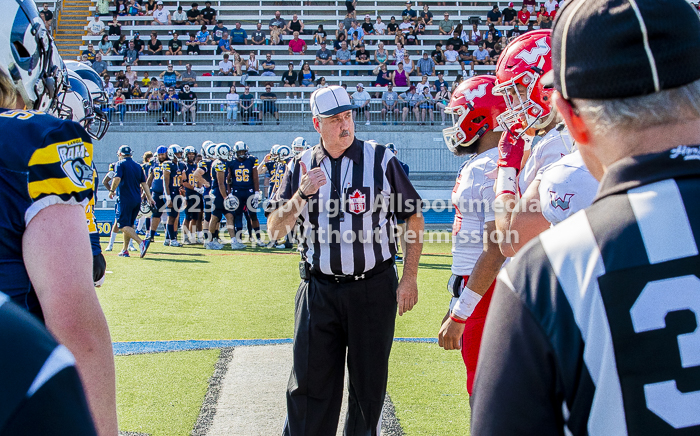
[269,86,424,436]
[473,1,700,434]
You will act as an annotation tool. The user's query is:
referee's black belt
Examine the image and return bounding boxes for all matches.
[310,259,394,283]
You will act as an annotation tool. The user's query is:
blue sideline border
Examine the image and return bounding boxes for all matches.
[113,337,438,355]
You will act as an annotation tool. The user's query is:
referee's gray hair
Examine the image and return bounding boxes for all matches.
[572,77,700,137]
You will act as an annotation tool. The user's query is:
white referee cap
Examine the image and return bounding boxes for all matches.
[310,86,357,118]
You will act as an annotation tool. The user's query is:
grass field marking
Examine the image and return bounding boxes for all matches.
[191,348,235,436]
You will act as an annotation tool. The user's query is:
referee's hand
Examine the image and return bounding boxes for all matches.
[299,162,327,196]
[397,277,418,316]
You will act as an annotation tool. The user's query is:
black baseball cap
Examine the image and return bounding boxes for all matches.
[551,0,700,100]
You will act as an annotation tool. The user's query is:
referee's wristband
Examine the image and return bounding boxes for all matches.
[297,189,310,201]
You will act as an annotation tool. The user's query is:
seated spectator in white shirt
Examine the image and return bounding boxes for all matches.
[152,1,171,25]
[88,14,105,36]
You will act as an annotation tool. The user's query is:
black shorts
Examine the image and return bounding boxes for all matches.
[93,253,106,284]
[232,189,254,216]
[185,192,203,220]
[345,0,355,12]
[203,189,213,221]
[211,192,228,220]
[115,200,139,229]
[167,195,186,218]
[153,190,166,213]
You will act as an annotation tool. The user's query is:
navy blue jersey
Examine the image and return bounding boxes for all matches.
[86,166,101,256]
[198,159,213,186]
[149,159,167,193]
[268,159,289,198]
[264,161,276,175]
[185,162,198,194]
[164,161,186,193]
[0,109,94,319]
[230,155,258,190]
[114,157,145,204]
[0,294,97,434]
[140,161,151,178]
[210,159,229,195]
[399,160,409,177]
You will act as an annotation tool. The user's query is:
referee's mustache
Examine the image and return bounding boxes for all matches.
[340,130,350,138]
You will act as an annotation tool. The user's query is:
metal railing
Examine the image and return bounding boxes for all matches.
[102,97,452,126]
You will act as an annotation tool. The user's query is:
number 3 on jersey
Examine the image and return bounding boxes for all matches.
[235,168,249,183]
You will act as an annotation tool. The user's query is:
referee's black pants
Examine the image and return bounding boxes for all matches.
[283,266,398,436]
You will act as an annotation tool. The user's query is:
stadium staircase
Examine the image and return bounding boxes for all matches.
[55,0,91,59]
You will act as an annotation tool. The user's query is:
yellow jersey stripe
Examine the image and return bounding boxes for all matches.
[28,138,93,167]
[28,177,94,200]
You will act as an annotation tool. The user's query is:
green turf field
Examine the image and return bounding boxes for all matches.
[100,236,471,435]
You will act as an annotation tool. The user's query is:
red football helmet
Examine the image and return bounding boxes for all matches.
[493,29,554,136]
[443,75,507,153]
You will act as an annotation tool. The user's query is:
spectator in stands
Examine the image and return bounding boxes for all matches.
[163,87,179,124]
[402,1,417,22]
[336,41,352,75]
[446,31,463,52]
[350,83,371,125]
[108,14,121,36]
[247,52,260,76]
[225,84,238,125]
[127,0,141,16]
[287,14,305,35]
[415,74,430,95]
[212,21,228,43]
[315,42,334,65]
[431,43,444,65]
[232,51,245,75]
[487,23,505,46]
[473,42,491,68]
[132,32,145,54]
[172,6,187,25]
[507,23,523,42]
[502,2,517,25]
[540,13,553,29]
[518,4,531,26]
[314,25,327,45]
[399,16,412,37]
[374,41,388,65]
[398,85,419,124]
[433,70,448,91]
[240,85,255,124]
[298,62,315,86]
[405,26,419,46]
[147,85,163,114]
[536,4,547,25]
[316,76,327,88]
[393,41,406,65]
[124,41,139,66]
[115,0,127,16]
[114,35,127,62]
[348,20,365,43]
[181,63,197,87]
[484,32,496,50]
[355,45,371,75]
[349,33,361,52]
[104,74,116,97]
[92,54,108,75]
[374,62,391,91]
[434,83,450,125]
[218,53,234,76]
[179,84,198,125]
[523,0,537,13]
[415,19,426,36]
[381,83,399,121]
[417,86,434,125]
[544,0,558,13]
[144,0,157,16]
[201,1,216,25]
[88,14,105,36]
[444,43,459,67]
[281,62,297,98]
[361,15,374,34]
[40,3,54,32]
[550,4,560,20]
[97,34,113,56]
[392,61,408,87]
[261,53,276,77]
[420,5,433,24]
[187,3,202,24]
[342,13,354,32]
[334,28,347,50]
[458,44,473,76]
[490,43,503,64]
[108,89,126,125]
[217,32,231,55]
[387,16,399,35]
[251,22,267,45]
[465,23,481,45]
[160,64,181,87]
[125,65,137,85]
[152,1,171,25]
[146,32,163,65]
[231,22,247,45]
[269,11,287,35]
[344,0,356,18]
[288,31,307,55]
[487,5,503,25]
[526,22,535,32]
[374,16,386,35]
[260,84,280,124]
[416,51,435,77]
[438,12,454,35]
[196,25,212,46]
[167,32,183,58]
[141,71,151,86]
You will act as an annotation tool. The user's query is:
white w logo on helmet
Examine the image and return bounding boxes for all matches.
[461,83,488,103]
[515,37,551,65]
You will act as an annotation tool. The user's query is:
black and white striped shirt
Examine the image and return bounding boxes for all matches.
[472,146,700,435]
[0,293,97,434]
[275,138,421,276]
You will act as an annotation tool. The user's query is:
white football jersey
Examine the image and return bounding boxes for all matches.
[518,123,575,194]
[536,151,599,226]
[451,148,498,276]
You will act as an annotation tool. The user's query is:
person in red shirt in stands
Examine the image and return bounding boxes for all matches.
[549,4,560,20]
[288,31,306,55]
[518,4,531,26]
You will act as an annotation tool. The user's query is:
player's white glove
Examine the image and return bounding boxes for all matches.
[251,191,262,209]
[194,187,205,195]
[224,193,239,211]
